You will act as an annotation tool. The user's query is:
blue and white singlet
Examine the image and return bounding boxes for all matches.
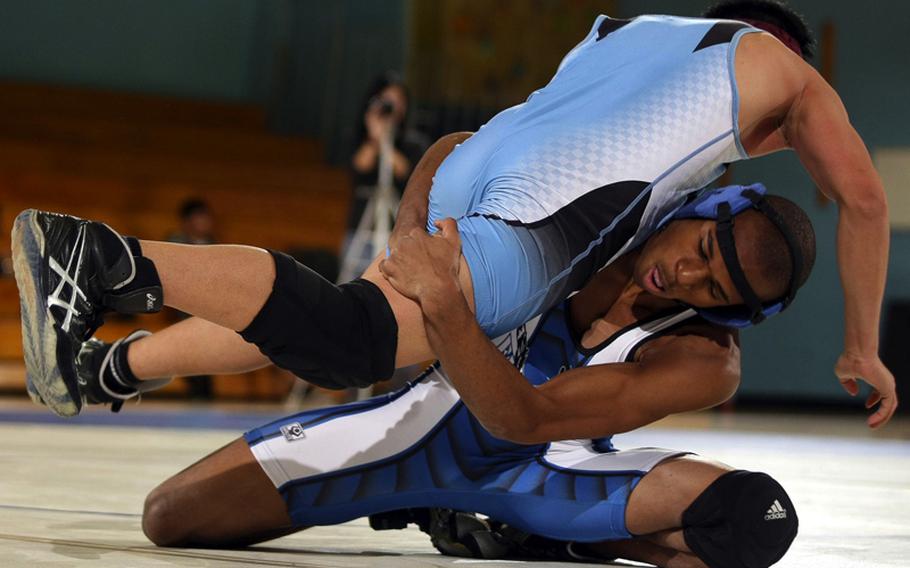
[427,15,762,335]
[245,303,699,542]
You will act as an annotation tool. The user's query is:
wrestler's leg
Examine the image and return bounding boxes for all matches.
[71,316,274,411]
[137,242,276,332]
[587,455,796,568]
[76,248,471,407]
[547,456,728,567]
[138,242,472,368]
[467,455,723,567]
[142,438,298,547]
[127,316,270,380]
[626,455,732,536]
[359,255,474,365]
[142,367,454,548]
[17,209,470,414]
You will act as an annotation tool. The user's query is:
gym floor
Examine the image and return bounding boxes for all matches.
[1,399,908,567]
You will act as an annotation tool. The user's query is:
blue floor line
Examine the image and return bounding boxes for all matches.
[0,409,286,430]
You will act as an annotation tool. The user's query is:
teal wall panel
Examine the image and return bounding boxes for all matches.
[0,0,259,101]
[0,0,409,158]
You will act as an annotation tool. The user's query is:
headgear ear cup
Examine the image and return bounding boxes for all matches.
[671,183,803,328]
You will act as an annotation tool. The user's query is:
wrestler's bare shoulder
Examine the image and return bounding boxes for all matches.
[734,32,814,156]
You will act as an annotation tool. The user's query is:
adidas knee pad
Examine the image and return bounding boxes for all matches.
[240,251,397,389]
[683,470,798,568]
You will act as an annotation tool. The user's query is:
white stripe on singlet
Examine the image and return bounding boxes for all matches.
[250,366,460,487]
[542,308,697,472]
[587,308,698,367]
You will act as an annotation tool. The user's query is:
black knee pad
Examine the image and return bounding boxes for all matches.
[683,470,798,568]
[239,251,398,389]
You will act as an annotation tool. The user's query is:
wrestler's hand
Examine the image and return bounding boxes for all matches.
[388,218,422,250]
[380,218,463,306]
[835,351,898,429]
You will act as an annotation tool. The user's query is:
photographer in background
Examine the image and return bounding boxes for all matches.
[345,72,428,272]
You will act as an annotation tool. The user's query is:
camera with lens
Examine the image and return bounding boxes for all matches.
[371,96,396,117]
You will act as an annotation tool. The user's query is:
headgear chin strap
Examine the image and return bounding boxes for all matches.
[672,183,804,328]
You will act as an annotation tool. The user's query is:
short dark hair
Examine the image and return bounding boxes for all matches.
[179,198,210,220]
[702,0,816,61]
[744,195,816,300]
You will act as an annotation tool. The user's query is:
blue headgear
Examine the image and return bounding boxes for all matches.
[672,183,804,328]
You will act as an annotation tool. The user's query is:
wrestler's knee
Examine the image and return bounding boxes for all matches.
[239,251,399,388]
[683,470,798,568]
[142,483,191,547]
[143,482,232,547]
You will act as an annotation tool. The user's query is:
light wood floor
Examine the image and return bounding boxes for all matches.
[1,400,908,567]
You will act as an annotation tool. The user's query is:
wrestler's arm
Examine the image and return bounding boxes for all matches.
[388,132,473,247]
[785,70,896,428]
[380,220,739,444]
[430,299,737,444]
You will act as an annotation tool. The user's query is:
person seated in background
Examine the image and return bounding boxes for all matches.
[132,184,813,568]
[167,198,216,247]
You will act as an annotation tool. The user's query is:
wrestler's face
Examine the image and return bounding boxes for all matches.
[633,211,784,308]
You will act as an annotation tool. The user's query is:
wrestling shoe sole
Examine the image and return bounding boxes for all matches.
[12,210,80,417]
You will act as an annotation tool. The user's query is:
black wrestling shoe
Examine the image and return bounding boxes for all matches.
[415,509,608,563]
[11,209,163,417]
[76,331,171,413]
[369,508,510,559]
[424,509,512,559]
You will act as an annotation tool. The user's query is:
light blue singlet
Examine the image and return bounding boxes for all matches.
[427,15,761,336]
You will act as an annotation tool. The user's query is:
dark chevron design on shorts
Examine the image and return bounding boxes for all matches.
[244,370,641,534]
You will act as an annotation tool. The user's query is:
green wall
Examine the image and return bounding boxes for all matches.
[0,0,259,100]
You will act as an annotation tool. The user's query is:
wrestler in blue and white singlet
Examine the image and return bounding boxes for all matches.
[427,15,762,335]
[244,303,698,542]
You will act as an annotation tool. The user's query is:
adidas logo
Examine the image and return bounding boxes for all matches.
[764,499,788,521]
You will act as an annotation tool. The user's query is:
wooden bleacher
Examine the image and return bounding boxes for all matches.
[0,82,352,402]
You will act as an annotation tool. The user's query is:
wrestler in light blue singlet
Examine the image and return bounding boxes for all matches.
[427,15,762,336]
